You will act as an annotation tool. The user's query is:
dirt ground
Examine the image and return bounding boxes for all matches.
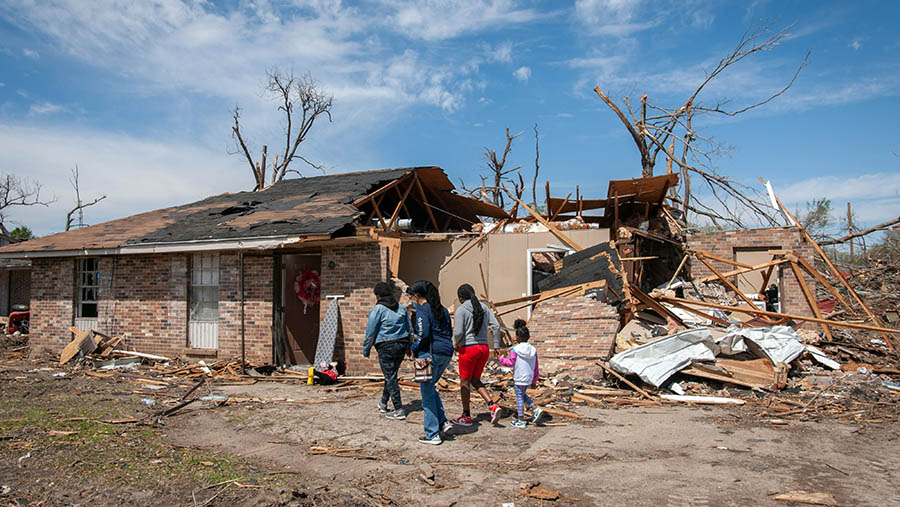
[2,355,899,506]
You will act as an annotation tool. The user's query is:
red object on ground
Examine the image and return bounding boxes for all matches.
[816,297,836,314]
[8,310,29,334]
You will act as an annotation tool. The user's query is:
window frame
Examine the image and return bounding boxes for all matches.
[75,257,100,319]
[189,252,220,322]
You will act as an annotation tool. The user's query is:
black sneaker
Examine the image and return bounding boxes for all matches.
[385,409,406,420]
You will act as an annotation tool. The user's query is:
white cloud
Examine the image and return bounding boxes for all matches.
[490,41,514,63]
[776,172,900,226]
[513,65,532,82]
[0,0,492,125]
[22,48,39,59]
[0,123,248,236]
[383,0,543,41]
[28,102,65,115]
[575,0,657,36]
[850,38,863,50]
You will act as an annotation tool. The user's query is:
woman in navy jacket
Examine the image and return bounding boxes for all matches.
[408,280,454,445]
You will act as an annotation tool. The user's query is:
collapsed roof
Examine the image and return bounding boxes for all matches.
[0,166,507,257]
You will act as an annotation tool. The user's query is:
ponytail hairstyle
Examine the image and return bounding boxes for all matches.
[456,283,484,332]
[409,280,445,324]
[514,319,530,342]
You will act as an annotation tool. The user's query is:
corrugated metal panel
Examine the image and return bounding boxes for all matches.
[189,321,218,349]
[74,318,98,332]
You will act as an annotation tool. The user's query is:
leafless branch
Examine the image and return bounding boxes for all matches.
[594,22,809,228]
[65,165,106,231]
[0,173,54,222]
[532,123,540,209]
[231,68,333,191]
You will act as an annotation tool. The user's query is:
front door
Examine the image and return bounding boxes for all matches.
[282,254,321,365]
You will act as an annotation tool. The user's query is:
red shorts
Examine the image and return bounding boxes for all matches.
[457,344,489,379]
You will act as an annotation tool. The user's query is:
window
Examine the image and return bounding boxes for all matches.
[190,253,219,321]
[76,258,100,318]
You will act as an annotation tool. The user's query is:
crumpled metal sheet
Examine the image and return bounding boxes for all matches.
[717,326,806,364]
[609,328,718,388]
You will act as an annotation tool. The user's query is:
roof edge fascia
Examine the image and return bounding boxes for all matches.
[0,235,308,259]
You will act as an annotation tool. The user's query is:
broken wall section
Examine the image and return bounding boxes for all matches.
[527,294,618,373]
[686,227,817,318]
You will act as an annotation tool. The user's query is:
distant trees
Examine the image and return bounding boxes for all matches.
[796,197,833,241]
[232,68,334,191]
[9,226,35,241]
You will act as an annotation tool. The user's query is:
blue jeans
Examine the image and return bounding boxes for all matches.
[419,353,452,439]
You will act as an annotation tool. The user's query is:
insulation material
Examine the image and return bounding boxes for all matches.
[805,345,841,370]
[609,328,717,388]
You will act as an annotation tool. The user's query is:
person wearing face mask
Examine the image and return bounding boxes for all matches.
[407,280,454,445]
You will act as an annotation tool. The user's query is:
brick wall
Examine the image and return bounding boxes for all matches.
[686,227,817,319]
[319,242,389,375]
[28,252,274,362]
[527,295,619,372]
[29,258,74,354]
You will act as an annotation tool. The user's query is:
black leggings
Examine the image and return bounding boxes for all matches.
[376,340,408,410]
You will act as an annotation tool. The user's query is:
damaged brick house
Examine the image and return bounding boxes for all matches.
[0,167,612,374]
[0,167,818,375]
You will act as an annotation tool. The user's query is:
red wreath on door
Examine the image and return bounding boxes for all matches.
[294,267,321,313]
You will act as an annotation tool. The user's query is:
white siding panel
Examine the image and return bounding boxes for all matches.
[74,318,98,332]
[189,321,218,349]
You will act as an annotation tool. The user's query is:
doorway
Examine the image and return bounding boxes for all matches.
[281,253,322,365]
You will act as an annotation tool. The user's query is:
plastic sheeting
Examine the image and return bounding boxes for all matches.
[609,328,717,388]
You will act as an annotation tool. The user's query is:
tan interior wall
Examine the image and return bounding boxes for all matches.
[398,228,609,322]
[734,248,781,295]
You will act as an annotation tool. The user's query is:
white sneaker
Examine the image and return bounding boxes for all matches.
[440,420,454,435]
[418,435,442,445]
[377,401,388,413]
[531,407,544,424]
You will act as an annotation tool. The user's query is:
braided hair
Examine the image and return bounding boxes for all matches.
[456,283,484,332]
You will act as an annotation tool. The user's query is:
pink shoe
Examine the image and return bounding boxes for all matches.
[451,414,473,426]
[489,404,501,424]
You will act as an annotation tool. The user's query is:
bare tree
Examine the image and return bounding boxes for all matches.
[0,173,53,224]
[65,165,106,231]
[232,68,333,191]
[594,23,810,229]
[481,127,523,208]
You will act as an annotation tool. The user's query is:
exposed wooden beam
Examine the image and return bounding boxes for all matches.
[659,295,900,335]
[695,254,777,324]
[792,253,852,310]
[695,258,789,284]
[790,260,832,339]
[387,178,415,230]
[548,192,572,222]
[352,172,412,207]
[506,191,583,251]
[413,172,441,231]
[767,183,896,349]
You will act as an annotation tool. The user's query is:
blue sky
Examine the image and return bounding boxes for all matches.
[1,0,898,237]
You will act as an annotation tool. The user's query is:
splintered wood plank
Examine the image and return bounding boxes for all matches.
[60,328,92,365]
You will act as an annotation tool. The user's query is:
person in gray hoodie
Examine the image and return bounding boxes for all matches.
[363,281,412,420]
[450,283,503,427]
